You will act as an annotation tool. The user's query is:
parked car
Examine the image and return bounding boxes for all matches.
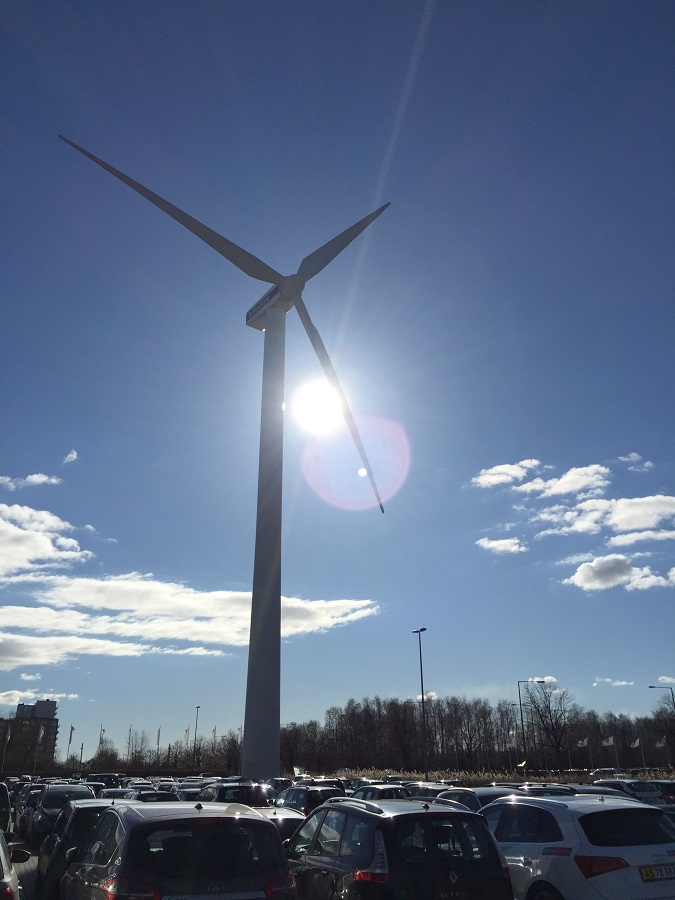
[0,831,31,900]
[0,783,11,832]
[256,806,307,840]
[13,785,42,838]
[404,781,458,799]
[274,784,344,815]
[649,780,675,803]
[98,788,132,799]
[196,780,278,807]
[122,790,176,802]
[60,801,296,900]
[349,784,411,801]
[482,794,675,899]
[35,798,126,900]
[284,796,514,898]
[592,778,663,804]
[438,786,527,812]
[27,782,96,851]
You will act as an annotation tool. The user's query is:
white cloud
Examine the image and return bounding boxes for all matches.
[0,474,62,491]
[606,496,675,532]
[618,452,654,472]
[529,675,557,684]
[608,530,675,547]
[63,450,78,465]
[475,537,527,554]
[19,673,41,681]
[0,504,92,578]
[564,554,673,592]
[471,459,540,488]
[656,676,675,684]
[514,465,611,498]
[0,689,79,708]
[592,677,635,687]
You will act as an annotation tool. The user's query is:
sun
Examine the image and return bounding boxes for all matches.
[292,379,343,435]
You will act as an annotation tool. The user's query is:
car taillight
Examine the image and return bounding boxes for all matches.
[265,870,296,898]
[354,828,389,884]
[101,878,161,900]
[1,888,16,900]
[574,855,630,878]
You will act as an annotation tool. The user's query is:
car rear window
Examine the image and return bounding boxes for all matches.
[627,781,658,792]
[129,820,285,880]
[579,808,675,846]
[393,814,499,864]
[43,787,94,809]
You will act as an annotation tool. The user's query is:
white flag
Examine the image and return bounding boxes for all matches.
[602,735,614,747]
[656,735,666,748]
[631,737,640,748]
[576,738,587,748]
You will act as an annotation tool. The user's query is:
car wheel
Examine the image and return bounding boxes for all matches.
[532,887,565,900]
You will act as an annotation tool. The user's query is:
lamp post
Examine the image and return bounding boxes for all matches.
[517,679,544,759]
[412,628,428,780]
[193,706,200,770]
[649,685,675,709]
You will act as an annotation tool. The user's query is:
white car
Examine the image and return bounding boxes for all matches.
[592,778,663,804]
[482,794,675,900]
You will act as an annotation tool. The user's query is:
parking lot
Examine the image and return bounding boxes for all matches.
[15,847,38,900]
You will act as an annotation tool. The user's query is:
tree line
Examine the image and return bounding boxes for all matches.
[49,683,673,777]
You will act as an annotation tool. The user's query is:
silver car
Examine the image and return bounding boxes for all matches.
[0,831,31,900]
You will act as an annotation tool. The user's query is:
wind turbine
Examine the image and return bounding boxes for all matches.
[59,135,388,778]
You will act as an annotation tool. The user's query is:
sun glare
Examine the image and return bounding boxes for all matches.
[292,379,343,435]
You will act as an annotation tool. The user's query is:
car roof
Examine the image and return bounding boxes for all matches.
[483,794,663,814]
[108,801,272,823]
[323,797,484,819]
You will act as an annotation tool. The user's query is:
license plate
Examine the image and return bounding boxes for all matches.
[640,865,675,882]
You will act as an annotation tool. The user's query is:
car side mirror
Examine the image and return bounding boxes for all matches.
[282,839,300,860]
[11,847,32,865]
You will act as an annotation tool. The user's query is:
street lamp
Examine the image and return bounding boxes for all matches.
[193,706,200,769]
[412,628,428,780]
[517,679,545,759]
[649,685,675,709]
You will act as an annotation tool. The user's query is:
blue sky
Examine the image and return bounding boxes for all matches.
[2,0,674,760]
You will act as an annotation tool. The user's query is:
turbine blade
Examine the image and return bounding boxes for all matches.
[293,295,384,513]
[59,136,283,285]
[296,203,390,282]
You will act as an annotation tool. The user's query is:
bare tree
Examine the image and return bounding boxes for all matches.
[524,682,575,766]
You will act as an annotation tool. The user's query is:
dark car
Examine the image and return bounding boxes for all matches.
[0,783,11,831]
[122,790,176,802]
[35,798,125,900]
[60,801,295,900]
[350,784,411,801]
[274,784,344,816]
[404,781,458,799]
[14,785,42,838]
[196,781,278,807]
[284,797,513,899]
[27,782,95,851]
[257,806,307,840]
[437,787,527,812]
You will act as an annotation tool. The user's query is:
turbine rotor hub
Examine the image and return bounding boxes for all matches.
[279,274,305,300]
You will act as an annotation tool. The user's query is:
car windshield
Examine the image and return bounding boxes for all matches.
[43,788,93,810]
[393,814,498,863]
[579,808,675,846]
[129,820,285,880]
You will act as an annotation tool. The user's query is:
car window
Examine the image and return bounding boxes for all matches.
[482,804,504,834]
[394,814,496,862]
[290,811,324,854]
[339,814,374,866]
[499,806,540,843]
[538,809,564,842]
[43,788,93,810]
[314,809,345,857]
[79,811,119,864]
[579,808,675,846]
[131,822,284,879]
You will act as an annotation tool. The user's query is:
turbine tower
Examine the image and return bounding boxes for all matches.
[59,136,388,777]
